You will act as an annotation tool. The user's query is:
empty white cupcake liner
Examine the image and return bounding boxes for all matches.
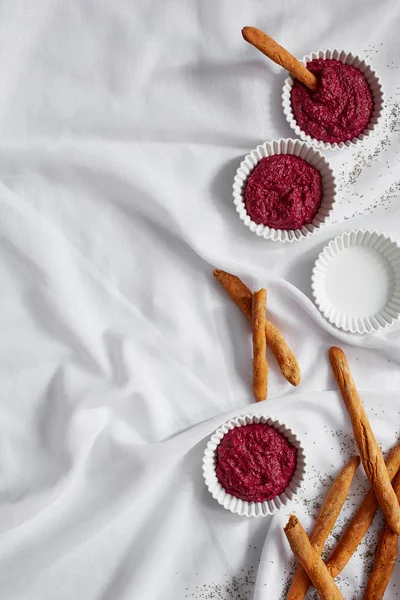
[282,49,384,151]
[233,138,336,242]
[202,414,306,518]
[312,229,400,334]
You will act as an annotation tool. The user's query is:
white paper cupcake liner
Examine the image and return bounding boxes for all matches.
[312,230,400,334]
[202,414,306,517]
[233,138,336,243]
[282,49,384,151]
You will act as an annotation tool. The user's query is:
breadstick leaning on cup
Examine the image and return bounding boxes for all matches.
[213,270,300,386]
[241,27,319,92]
[329,347,400,535]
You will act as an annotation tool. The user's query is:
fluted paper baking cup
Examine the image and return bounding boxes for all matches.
[282,49,384,150]
[233,138,336,243]
[202,414,306,517]
[312,230,400,334]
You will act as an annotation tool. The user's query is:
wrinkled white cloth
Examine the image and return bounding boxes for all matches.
[1,1,400,599]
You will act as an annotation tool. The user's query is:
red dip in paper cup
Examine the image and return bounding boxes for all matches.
[291,58,374,144]
[244,154,322,230]
[203,414,306,517]
[216,422,297,502]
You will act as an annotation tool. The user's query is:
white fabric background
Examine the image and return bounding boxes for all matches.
[0,1,399,598]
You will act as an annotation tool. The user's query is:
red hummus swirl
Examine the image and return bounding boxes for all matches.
[216,423,297,503]
[244,155,322,230]
[291,58,374,144]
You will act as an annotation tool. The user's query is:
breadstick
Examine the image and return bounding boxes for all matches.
[265,320,300,387]
[252,289,267,401]
[326,441,400,578]
[287,456,360,600]
[365,472,400,600]
[213,270,300,386]
[329,347,400,535]
[241,27,319,92]
[284,515,344,600]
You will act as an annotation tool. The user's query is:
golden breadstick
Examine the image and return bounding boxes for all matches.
[287,456,360,600]
[284,516,344,600]
[365,472,400,599]
[326,441,400,578]
[241,27,319,92]
[265,320,300,387]
[329,347,400,535]
[213,270,300,386]
[213,269,252,320]
[252,289,267,401]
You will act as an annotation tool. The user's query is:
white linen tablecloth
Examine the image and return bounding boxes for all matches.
[1,1,400,598]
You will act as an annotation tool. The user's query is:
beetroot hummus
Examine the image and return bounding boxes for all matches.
[291,58,374,144]
[244,155,322,230]
[216,423,297,502]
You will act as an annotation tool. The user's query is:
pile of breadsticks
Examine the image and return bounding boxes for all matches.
[284,347,400,600]
[213,270,300,401]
